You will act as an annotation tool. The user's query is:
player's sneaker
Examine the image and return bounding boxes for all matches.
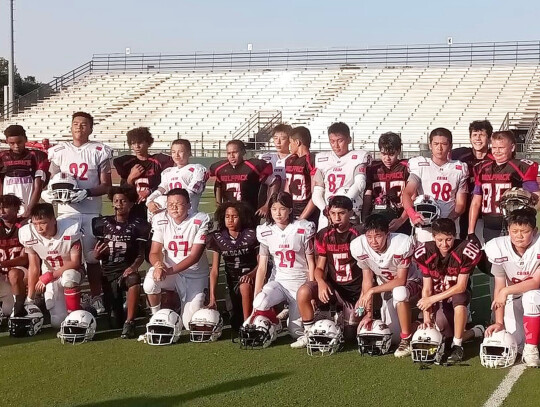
[394,336,411,358]
[290,334,308,349]
[447,345,464,364]
[121,320,136,339]
[91,296,106,315]
[522,344,540,367]
[276,306,289,320]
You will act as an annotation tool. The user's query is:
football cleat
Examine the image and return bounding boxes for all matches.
[188,308,223,342]
[447,345,464,364]
[357,320,392,356]
[394,336,412,358]
[522,344,540,368]
[480,330,518,369]
[290,334,309,349]
[121,320,136,339]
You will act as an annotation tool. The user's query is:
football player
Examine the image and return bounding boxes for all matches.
[20,203,83,327]
[285,126,318,223]
[47,111,113,313]
[292,196,362,348]
[413,218,484,363]
[207,201,259,331]
[312,122,371,230]
[484,208,540,367]
[113,127,174,220]
[351,214,419,357]
[362,132,411,234]
[0,125,49,217]
[252,192,316,339]
[0,195,28,317]
[92,186,151,339]
[210,140,279,216]
[143,188,210,329]
[403,128,468,243]
[146,139,208,216]
[451,120,494,240]
[469,130,539,243]
[258,124,291,191]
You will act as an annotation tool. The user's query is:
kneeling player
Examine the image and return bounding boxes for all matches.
[414,218,484,363]
[144,188,210,329]
[351,214,419,357]
[292,196,362,348]
[92,186,150,338]
[485,208,540,367]
[20,203,83,328]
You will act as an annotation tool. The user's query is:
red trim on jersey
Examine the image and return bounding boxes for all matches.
[212,161,230,179]
[451,252,461,263]
[297,228,305,234]
[244,160,262,177]
[506,160,526,179]
[63,236,71,241]
[194,219,202,225]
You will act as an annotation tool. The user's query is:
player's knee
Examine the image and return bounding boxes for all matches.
[125,272,141,289]
[7,268,23,284]
[296,283,312,303]
[60,269,82,288]
[143,268,161,294]
[392,286,410,304]
[523,290,540,316]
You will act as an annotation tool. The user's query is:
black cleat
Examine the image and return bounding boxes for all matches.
[447,345,464,364]
[121,320,136,339]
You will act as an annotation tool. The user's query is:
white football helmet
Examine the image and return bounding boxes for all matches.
[499,188,538,218]
[59,310,97,344]
[480,330,518,369]
[306,319,343,356]
[357,319,393,356]
[146,309,182,346]
[8,304,44,337]
[239,313,278,349]
[189,308,223,342]
[411,326,445,363]
[412,195,440,227]
[43,172,78,203]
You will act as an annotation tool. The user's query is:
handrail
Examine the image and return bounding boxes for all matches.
[525,112,539,146]
[232,110,281,141]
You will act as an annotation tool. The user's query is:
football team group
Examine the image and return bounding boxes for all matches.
[1,112,539,369]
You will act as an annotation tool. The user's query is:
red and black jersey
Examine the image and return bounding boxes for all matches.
[451,147,494,192]
[0,218,26,265]
[365,159,408,213]
[209,158,273,211]
[285,152,316,218]
[206,228,259,279]
[316,225,363,303]
[113,153,173,192]
[0,148,49,181]
[414,239,481,294]
[92,216,151,277]
[473,158,539,229]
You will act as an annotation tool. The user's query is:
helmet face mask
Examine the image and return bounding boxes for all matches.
[480,330,518,369]
[412,195,440,227]
[189,309,223,343]
[145,309,182,346]
[306,319,343,356]
[48,173,78,204]
[8,305,44,337]
[58,310,97,344]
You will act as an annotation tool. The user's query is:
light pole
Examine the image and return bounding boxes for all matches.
[8,0,16,117]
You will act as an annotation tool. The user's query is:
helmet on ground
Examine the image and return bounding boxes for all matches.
[146,308,182,346]
[8,304,44,337]
[357,319,392,356]
[189,308,223,342]
[306,319,343,356]
[411,326,445,363]
[239,312,278,349]
[480,330,518,369]
[58,310,97,344]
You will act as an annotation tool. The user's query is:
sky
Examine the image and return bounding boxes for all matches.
[1,0,540,82]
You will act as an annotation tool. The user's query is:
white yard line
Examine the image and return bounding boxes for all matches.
[483,364,527,407]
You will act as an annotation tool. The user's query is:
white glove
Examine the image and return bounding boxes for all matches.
[70,189,89,204]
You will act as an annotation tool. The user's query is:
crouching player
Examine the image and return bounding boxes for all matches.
[350,214,419,357]
[485,208,540,367]
[144,188,210,329]
[414,218,485,363]
[20,203,82,327]
[92,186,150,338]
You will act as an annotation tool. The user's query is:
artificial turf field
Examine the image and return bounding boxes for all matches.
[0,187,538,407]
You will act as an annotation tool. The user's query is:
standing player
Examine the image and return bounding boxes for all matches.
[114,127,174,220]
[0,195,28,317]
[92,186,150,339]
[402,128,468,242]
[252,192,316,339]
[285,126,318,223]
[207,201,259,331]
[351,214,419,357]
[146,139,208,216]
[210,140,279,216]
[292,196,362,348]
[143,188,210,329]
[451,120,493,240]
[469,130,539,243]
[484,208,540,367]
[0,125,49,217]
[413,218,484,363]
[312,122,371,230]
[47,112,113,313]
[20,203,82,328]
[258,124,291,191]
[362,132,410,234]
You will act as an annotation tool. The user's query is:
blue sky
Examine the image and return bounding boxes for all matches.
[1,0,539,82]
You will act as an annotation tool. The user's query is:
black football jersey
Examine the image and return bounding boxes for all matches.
[451,147,494,193]
[285,153,316,218]
[366,160,408,214]
[92,216,151,275]
[414,239,481,294]
[0,149,49,180]
[114,153,174,193]
[316,225,363,303]
[0,218,26,263]
[209,158,273,211]
[206,228,259,278]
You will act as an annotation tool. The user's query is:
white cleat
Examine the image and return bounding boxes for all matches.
[276,307,289,320]
[290,334,308,349]
[522,344,540,368]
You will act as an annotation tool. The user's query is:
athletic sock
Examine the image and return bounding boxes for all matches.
[452,337,463,347]
[523,316,540,346]
[64,288,82,312]
[400,332,412,340]
[302,319,314,333]
[150,303,161,315]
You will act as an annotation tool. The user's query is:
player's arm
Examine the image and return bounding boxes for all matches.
[370,267,408,296]
[485,275,507,336]
[254,252,269,297]
[402,177,423,225]
[49,161,60,177]
[0,249,28,269]
[468,194,482,235]
[208,251,221,309]
[169,243,205,275]
[361,189,372,222]
[448,190,467,220]
[421,273,469,307]
[25,177,45,217]
[53,241,82,279]
[311,170,326,211]
[147,186,166,205]
[358,268,375,327]
[256,176,281,217]
[420,276,434,326]
[26,249,41,299]
[149,241,165,266]
[345,165,367,201]
[299,199,316,220]
[90,163,113,197]
[214,182,222,207]
[125,240,145,275]
[493,267,540,309]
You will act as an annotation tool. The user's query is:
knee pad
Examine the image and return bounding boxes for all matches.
[125,272,141,289]
[60,269,82,288]
[523,290,540,316]
[392,286,410,304]
[143,268,161,295]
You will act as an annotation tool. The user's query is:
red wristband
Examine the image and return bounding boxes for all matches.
[405,207,418,219]
[39,272,55,285]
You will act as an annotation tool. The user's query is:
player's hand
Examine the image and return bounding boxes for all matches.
[467,233,482,248]
[255,204,269,218]
[317,280,333,304]
[239,270,256,285]
[410,212,426,226]
[20,209,31,219]
[70,189,89,204]
[491,289,508,310]
[419,321,435,330]
[207,297,217,310]
[485,322,504,337]
[417,296,435,311]
[358,315,373,331]
[147,201,161,213]
[359,289,374,309]
[137,189,150,204]
[129,165,145,181]
[93,241,109,261]
[35,280,46,293]
[123,266,137,278]
[388,217,406,232]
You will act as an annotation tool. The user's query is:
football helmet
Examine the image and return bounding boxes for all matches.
[239,313,278,349]
[146,308,182,346]
[499,188,538,218]
[411,326,445,363]
[58,310,97,344]
[357,319,392,356]
[480,330,518,369]
[43,172,78,204]
[189,308,223,343]
[8,304,44,337]
[412,195,440,227]
[306,319,343,356]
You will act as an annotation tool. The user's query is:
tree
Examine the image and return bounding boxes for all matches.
[0,57,44,109]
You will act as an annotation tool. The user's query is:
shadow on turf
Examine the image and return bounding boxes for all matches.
[72,372,291,407]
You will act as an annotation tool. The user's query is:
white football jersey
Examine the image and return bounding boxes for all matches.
[258,152,290,188]
[256,219,315,283]
[485,235,540,286]
[408,156,468,218]
[151,211,210,277]
[350,233,418,284]
[19,217,81,273]
[48,141,113,214]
